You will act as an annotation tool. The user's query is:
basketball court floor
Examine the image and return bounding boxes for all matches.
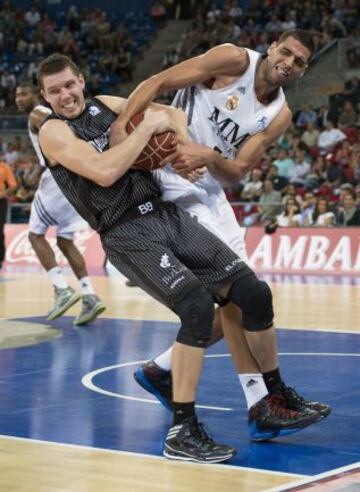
[0,268,359,491]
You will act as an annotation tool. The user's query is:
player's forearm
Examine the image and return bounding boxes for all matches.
[92,125,154,186]
[206,150,258,185]
[208,134,269,185]
[120,77,163,126]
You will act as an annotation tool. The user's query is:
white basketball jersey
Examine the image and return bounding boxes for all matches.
[169,47,285,191]
[28,104,52,168]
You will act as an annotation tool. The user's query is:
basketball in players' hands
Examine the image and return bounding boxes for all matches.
[126,112,177,171]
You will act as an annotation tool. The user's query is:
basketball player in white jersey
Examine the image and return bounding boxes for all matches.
[15,82,105,325]
[113,30,331,439]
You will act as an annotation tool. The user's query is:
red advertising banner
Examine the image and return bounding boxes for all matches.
[245,227,360,275]
[3,224,360,276]
[3,224,105,273]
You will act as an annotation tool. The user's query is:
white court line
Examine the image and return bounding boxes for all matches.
[265,461,360,491]
[0,434,305,478]
[82,352,360,412]
[82,359,233,412]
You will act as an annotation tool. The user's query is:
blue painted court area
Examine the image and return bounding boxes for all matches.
[1,316,359,476]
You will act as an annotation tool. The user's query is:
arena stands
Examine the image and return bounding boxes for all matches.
[0,0,359,226]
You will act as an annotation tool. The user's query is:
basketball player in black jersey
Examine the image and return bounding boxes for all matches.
[37,54,320,464]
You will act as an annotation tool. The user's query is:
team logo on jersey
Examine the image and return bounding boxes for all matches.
[160,254,171,269]
[225,95,239,111]
[257,116,268,130]
[89,105,101,116]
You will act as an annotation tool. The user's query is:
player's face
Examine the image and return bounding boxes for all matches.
[15,87,35,113]
[265,37,310,87]
[41,67,85,119]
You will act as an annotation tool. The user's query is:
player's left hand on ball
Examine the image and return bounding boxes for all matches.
[143,107,175,135]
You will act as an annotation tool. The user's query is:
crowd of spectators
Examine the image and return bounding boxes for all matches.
[0,134,39,221]
[0,0,160,111]
[158,0,360,227]
[162,0,359,70]
[227,103,360,227]
[0,0,360,227]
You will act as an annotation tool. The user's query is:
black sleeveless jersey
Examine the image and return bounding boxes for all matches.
[44,97,161,233]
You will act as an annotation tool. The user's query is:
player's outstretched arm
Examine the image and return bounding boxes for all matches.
[114,44,249,133]
[39,108,174,186]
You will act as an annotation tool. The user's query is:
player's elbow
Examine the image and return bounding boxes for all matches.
[96,171,119,187]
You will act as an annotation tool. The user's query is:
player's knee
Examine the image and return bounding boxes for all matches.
[173,285,214,348]
[227,275,274,332]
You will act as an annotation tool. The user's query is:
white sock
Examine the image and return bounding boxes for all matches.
[239,373,268,409]
[48,266,68,289]
[154,347,173,371]
[79,276,95,295]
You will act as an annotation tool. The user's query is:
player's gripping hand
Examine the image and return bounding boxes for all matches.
[165,142,216,172]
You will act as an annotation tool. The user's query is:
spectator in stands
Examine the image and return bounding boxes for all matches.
[317,105,331,129]
[258,179,282,222]
[241,168,263,202]
[311,197,336,226]
[351,143,360,183]
[338,100,358,128]
[206,3,221,26]
[66,5,80,33]
[355,185,360,207]
[318,120,347,154]
[288,149,311,186]
[0,159,17,269]
[300,190,317,226]
[255,32,269,54]
[112,46,133,82]
[281,183,303,206]
[296,104,317,129]
[301,122,320,149]
[13,157,38,204]
[275,197,302,227]
[273,148,294,180]
[266,164,289,191]
[150,1,167,28]
[57,26,79,57]
[3,142,20,166]
[326,151,346,189]
[344,76,360,102]
[162,48,180,69]
[281,10,297,31]
[265,13,282,33]
[336,191,360,226]
[24,5,41,28]
[305,155,327,189]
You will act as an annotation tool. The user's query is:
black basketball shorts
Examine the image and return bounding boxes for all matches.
[102,201,250,309]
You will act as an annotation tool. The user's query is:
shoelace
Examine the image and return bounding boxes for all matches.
[185,422,214,451]
[284,386,307,404]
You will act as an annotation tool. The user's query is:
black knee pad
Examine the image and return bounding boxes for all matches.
[173,286,215,347]
[228,273,274,332]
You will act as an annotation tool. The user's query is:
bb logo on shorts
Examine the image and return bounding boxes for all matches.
[138,201,154,215]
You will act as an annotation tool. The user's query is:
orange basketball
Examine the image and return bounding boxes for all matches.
[126,112,177,171]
